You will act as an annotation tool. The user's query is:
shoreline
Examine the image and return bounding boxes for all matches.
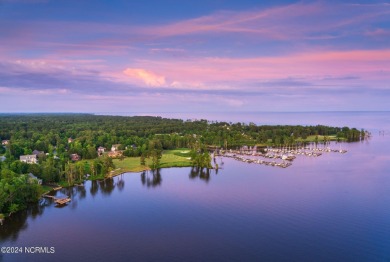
[41,162,194,195]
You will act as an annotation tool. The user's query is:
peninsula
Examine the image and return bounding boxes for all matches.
[0,114,367,219]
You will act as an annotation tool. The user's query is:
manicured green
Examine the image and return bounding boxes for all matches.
[295,135,345,142]
[111,150,192,176]
[169,149,192,157]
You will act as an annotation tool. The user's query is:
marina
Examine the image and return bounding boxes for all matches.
[216,144,348,168]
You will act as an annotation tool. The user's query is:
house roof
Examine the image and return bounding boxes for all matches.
[20,155,37,159]
[32,150,44,155]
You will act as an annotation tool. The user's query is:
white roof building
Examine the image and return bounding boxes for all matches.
[20,155,38,164]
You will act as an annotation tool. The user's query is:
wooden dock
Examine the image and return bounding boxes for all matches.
[54,198,71,205]
[43,195,71,206]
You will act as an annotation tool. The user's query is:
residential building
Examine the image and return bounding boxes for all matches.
[111,144,121,152]
[97,146,106,155]
[20,155,38,164]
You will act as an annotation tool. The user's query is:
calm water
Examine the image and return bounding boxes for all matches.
[1,111,390,262]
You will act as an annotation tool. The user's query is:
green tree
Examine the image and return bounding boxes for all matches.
[149,149,162,170]
[140,154,146,166]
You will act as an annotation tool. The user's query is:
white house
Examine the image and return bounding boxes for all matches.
[111,144,121,152]
[20,155,38,164]
[97,146,106,154]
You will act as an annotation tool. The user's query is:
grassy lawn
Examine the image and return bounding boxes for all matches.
[296,135,344,142]
[111,149,192,177]
[159,149,192,168]
[165,148,192,157]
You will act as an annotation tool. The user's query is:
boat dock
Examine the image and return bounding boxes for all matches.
[43,195,71,206]
[222,154,292,168]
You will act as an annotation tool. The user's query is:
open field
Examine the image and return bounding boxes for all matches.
[295,135,344,142]
[111,149,192,177]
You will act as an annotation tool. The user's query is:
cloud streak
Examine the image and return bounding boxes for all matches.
[136,2,390,42]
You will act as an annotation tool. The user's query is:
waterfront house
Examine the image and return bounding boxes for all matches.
[20,154,38,164]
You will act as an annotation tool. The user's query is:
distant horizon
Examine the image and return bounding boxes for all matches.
[1,110,390,115]
[1,111,388,132]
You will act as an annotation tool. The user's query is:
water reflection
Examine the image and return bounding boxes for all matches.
[0,176,124,242]
[99,178,115,196]
[0,203,45,242]
[117,174,125,191]
[141,169,162,188]
[189,167,213,182]
[90,180,99,197]
[77,185,87,200]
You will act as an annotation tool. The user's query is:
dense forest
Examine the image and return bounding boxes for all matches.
[0,114,365,217]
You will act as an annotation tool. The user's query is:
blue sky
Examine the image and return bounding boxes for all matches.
[0,0,389,113]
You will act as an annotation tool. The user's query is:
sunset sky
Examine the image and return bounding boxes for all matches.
[1,0,389,113]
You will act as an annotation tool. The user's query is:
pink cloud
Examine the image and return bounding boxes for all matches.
[126,49,390,88]
[123,68,166,87]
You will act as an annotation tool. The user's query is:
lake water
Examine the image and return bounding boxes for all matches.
[1,111,390,262]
